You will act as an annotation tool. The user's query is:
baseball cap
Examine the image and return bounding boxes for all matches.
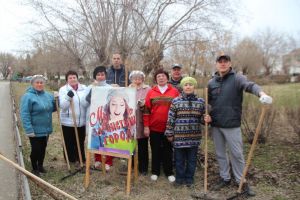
[216,54,231,62]
[171,63,182,69]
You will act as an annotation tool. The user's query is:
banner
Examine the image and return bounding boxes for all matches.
[87,87,137,155]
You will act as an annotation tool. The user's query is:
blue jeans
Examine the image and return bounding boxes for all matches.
[174,146,198,184]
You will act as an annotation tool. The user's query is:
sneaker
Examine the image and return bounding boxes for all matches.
[168,175,176,183]
[150,174,158,181]
[105,164,111,171]
[212,179,231,191]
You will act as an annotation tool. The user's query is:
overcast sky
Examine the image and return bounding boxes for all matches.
[0,0,300,54]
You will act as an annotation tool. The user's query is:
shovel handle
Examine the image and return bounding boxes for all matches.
[70,99,83,167]
[204,88,208,194]
[237,105,267,193]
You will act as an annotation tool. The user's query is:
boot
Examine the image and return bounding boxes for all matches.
[212,178,231,191]
[38,165,47,173]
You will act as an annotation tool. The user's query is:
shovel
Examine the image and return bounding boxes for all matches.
[227,105,267,200]
[191,88,216,200]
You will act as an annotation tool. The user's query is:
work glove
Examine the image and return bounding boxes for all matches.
[259,95,273,104]
[67,90,74,98]
[27,133,35,137]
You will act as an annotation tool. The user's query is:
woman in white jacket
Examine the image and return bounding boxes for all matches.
[59,70,89,164]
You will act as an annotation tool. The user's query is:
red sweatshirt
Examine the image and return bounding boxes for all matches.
[143,84,179,133]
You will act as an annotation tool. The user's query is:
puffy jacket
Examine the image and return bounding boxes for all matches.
[59,83,89,127]
[20,87,56,137]
[208,68,261,128]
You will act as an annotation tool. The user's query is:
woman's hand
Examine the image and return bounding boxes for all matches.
[144,127,150,137]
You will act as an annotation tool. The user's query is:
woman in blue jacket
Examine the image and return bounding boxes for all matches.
[20,75,56,176]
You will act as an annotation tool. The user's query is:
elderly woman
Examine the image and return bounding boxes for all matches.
[59,70,88,165]
[143,68,179,182]
[20,75,56,176]
[128,70,151,175]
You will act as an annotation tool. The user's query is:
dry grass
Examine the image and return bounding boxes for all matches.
[12,82,300,200]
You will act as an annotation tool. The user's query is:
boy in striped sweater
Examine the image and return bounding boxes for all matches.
[165,77,211,187]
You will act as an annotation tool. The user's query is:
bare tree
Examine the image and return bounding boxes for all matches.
[0,52,16,80]
[254,29,292,76]
[233,37,263,75]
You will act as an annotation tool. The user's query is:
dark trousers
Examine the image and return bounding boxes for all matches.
[62,125,86,163]
[150,131,173,176]
[138,137,149,173]
[29,136,48,170]
[174,146,198,184]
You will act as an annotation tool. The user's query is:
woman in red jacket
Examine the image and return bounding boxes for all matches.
[143,68,179,183]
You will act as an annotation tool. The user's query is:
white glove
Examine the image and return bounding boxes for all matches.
[259,95,273,104]
[53,91,59,98]
[27,133,35,137]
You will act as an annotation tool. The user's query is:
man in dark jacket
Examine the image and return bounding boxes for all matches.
[106,53,130,87]
[208,54,272,196]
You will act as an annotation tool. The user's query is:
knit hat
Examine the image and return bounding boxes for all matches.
[180,77,197,87]
[93,66,107,79]
[129,70,145,81]
[31,75,46,84]
[106,88,129,103]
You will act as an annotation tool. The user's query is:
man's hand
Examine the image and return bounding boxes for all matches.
[259,94,273,104]
[144,127,150,137]
[111,84,120,87]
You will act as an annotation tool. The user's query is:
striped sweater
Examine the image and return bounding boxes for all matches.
[143,84,179,132]
[165,93,205,148]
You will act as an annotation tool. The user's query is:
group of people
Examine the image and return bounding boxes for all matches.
[20,53,272,196]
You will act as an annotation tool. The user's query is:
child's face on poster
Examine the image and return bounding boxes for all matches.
[109,96,126,119]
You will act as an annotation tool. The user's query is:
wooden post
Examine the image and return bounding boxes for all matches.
[0,153,77,200]
[126,156,132,196]
[134,151,138,183]
[84,151,91,188]
[70,99,83,167]
[55,97,71,171]
[237,106,267,193]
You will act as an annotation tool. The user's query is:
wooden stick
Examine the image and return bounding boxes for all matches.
[70,99,83,167]
[55,97,71,171]
[0,153,77,200]
[125,64,128,87]
[237,106,267,193]
[204,88,208,195]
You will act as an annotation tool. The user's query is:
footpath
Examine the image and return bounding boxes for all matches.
[0,81,18,200]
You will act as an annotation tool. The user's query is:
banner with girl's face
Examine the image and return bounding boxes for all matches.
[87,87,137,155]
